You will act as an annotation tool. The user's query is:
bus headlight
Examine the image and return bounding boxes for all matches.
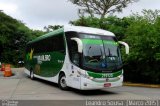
[88,76,94,80]
[77,70,94,80]
[118,75,122,79]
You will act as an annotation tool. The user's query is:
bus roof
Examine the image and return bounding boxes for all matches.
[64,26,115,36]
[28,26,115,44]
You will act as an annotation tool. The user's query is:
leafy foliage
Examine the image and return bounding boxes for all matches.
[0,11,44,66]
[69,0,139,28]
[71,9,160,83]
[44,25,63,32]
[70,16,131,40]
[123,10,160,83]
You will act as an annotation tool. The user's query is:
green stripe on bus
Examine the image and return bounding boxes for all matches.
[87,70,122,78]
[82,39,102,45]
[82,39,118,45]
[104,41,118,45]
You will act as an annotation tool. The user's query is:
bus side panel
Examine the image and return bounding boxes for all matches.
[25,32,66,79]
[25,51,37,73]
[33,51,65,78]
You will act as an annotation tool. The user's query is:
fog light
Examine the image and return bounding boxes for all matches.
[84,83,87,86]
[118,75,122,79]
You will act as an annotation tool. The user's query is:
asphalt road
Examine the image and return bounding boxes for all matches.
[0,68,159,106]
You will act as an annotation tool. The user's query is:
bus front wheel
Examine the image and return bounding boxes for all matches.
[58,74,68,90]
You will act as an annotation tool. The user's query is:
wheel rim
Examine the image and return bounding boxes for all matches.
[60,76,67,88]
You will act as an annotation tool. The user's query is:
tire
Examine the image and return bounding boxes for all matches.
[58,74,68,90]
[30,70,34,80]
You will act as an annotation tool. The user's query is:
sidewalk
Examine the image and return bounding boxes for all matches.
[0,68,24,79]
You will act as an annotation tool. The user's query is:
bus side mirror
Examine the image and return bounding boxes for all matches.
[71,37,83,53]
[118,41,129,54]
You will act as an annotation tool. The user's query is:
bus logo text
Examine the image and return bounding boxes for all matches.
[102,73,113,78]
[33,55,51,64]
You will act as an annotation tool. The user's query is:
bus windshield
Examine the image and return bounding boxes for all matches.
[81,34,122,72]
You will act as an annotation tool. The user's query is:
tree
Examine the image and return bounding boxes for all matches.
[0,11,31,65]
[31,30,45,39]
[69,0,139,19]
[70,9,160,84]
[0,11,44,66]
[70,16,131,40]
[132,9,160,23]
[123,10,160,84]
[44,25,63,32]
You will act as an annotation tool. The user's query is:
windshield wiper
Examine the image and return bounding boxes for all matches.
[108,48,112,57]
[87,46,92,57]
[99,47,103,58]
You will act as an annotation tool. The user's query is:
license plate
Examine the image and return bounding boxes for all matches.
[104,83,111,87]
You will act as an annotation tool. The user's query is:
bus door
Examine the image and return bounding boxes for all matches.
[68,40,81,89]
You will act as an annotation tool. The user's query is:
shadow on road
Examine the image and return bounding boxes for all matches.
[69,88,117,96]
[30,76,117,96]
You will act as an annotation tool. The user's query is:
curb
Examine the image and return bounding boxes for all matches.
[123,82,160,88]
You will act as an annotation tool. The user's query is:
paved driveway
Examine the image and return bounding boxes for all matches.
[0,68,159,106]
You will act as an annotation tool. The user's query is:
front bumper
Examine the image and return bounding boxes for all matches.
[80,75,123,90]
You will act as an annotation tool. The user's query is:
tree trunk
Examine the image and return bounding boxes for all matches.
[99,13,105,29]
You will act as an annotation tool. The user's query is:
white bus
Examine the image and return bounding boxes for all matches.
[24,26,129,90]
